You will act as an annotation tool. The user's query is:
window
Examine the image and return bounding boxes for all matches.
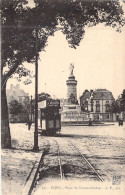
[96,105,100,113]
[54,110,59,116]
[69,106,76,109]
[96,101,100,113]
[91,105,93,112]
[97,114,99,119]
[91,100,94,112]
[96,101,99,104]
[106,114,109,119]
[41,111,45,117]
[106,104,110,112]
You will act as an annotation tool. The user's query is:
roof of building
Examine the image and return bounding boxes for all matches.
[93,89,114,100]
[80,89,114,101]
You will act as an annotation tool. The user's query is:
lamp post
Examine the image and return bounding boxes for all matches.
[33,28,39,152]
[101,94,103,122]
[32,26,62,152]
[30,95,32,122]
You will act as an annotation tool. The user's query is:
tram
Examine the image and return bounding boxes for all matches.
[38,99,61,135]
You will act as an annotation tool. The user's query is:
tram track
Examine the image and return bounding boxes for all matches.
[31,137,104,194]
[68,140,104,182]
[36,138,64,180]
[53,140,64,180]
[50,138,104,182]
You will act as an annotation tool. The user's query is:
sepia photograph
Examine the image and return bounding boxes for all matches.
[1,0,125,195]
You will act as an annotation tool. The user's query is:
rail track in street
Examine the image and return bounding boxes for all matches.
[31,137,104,194]
[53,139,104,182]
[68,140,104,182]
[36,138,104,182]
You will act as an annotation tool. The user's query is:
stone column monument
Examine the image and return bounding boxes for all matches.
[66,63,77,103]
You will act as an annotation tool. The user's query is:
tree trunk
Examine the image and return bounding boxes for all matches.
[1,79,11,148]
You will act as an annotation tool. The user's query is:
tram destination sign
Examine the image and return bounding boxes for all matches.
[38,99,60,109]
[47,99,60,107]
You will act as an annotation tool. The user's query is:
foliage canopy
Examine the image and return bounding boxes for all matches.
[1,0,125,83]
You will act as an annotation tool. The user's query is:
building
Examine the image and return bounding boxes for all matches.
[7,84,29,103]
[7,84,30,123]
[80,89,115,122]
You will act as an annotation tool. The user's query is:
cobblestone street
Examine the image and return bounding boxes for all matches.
[1,123,125,195]
[32,123,125,194]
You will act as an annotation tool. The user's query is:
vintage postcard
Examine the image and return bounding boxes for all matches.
[1,0,125,195]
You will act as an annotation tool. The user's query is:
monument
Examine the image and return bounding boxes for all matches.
[61,64,83,124]
[66,63,77,104]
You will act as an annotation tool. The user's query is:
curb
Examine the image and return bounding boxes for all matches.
[61,123,115,126]
[22,150,44,195]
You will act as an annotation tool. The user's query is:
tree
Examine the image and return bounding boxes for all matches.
[120,89,125,111]
[8,99,23,115]
[1,0,125,148]
[1,0,55,148]
[8,98,30,122]
[111,89,125,114]
[111,100,120,114]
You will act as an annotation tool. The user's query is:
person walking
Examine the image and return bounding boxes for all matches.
[27,120,32,130]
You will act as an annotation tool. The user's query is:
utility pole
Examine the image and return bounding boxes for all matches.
[33,28,39,152]
[102,95,103,122]
[30,95,32,122]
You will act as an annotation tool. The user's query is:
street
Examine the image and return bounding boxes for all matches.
[32,123,125,194]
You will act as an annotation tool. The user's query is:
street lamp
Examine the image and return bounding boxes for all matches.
[32,26,62,152]
[32,26,63,152]
[101,94,104,122]
[33,28,39,152]
[16,20,39,151]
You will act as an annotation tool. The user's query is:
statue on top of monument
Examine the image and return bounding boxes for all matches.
[69,63,74,76]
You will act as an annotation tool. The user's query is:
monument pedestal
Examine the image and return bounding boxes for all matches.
[61,104,83,123]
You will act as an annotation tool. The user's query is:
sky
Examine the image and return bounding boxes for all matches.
[7,1,125,100]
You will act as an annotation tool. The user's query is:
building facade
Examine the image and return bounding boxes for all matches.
[80,89,115,122]
[7,84,30,123]
[7,84,29,103]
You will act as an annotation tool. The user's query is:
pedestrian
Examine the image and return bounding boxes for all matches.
[118,119,121,126]
[121,119,123,126]
[27,120,32,130]
[88,118,92,126]
[118,119,123,127]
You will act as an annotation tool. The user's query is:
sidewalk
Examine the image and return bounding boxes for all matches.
[62,122,116,126]
[1,123,45,195]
